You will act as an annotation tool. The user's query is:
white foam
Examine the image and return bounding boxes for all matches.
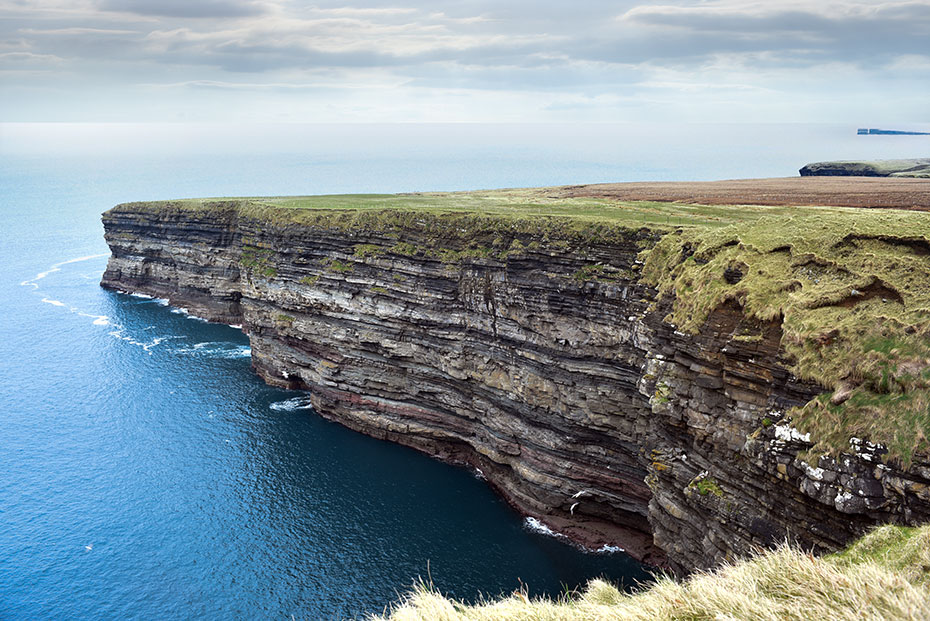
[21,253,109,289]
[130,292,155,299]
[176,342,251,359]
[269,396,315,412]
[107,329,179,354]
[171,307,208,322]
[41,298,66,307]
[523,517,565,539]
[596,544,625,554]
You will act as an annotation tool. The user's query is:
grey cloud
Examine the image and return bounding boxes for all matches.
[3,0,928,105]
[99,0,267,19]
[619,3,930,63]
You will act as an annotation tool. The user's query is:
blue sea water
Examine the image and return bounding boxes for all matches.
[1,123,927,619]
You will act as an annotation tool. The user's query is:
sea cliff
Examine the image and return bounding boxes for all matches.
[800,158,930,178]
[100,184,930,574]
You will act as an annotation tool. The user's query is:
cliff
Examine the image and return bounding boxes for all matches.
[800,159,930,178]
[100,187,930,574]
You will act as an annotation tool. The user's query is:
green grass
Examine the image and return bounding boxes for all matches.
[639,209,930,464]
[116,187,813,234]
[326,259,353,273]
[374,524,930,621]
[688,474,724,497]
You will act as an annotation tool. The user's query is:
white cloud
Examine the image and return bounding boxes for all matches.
[0,0,927,122]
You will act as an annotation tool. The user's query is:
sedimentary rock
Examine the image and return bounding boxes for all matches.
[101,200,930,574]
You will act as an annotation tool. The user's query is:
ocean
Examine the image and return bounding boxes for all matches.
[1,123,927,619]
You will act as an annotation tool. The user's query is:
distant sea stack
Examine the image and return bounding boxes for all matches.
[857,128,930,135]
[799,158,930,178]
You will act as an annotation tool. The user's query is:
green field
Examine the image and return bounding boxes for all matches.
[154,188,874,230]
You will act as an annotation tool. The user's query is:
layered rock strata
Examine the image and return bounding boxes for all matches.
[101,201,930,574]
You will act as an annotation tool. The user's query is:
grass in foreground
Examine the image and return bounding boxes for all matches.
[373,524,930,621]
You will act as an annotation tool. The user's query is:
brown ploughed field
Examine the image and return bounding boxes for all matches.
[554,176,930,211]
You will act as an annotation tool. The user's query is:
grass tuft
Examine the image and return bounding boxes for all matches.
[373,524,930,621]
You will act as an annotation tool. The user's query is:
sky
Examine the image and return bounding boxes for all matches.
[2,0,929,123]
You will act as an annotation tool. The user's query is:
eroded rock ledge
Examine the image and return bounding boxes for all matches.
[100,199,930,574]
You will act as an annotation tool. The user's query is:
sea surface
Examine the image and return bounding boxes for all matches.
[1,123,927,619]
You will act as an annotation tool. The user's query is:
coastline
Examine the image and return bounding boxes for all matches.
[99,175,930,575]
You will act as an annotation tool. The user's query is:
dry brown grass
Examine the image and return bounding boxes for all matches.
[373,524,930,621]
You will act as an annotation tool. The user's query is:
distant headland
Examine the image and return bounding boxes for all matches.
[800,158,930,178]
[858,128,930,135]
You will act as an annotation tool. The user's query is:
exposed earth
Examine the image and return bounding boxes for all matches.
[554,176,930,210]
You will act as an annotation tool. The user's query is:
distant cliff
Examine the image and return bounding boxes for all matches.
[800,158,930,178]
[857,128,930,135]
[100,189,930,574]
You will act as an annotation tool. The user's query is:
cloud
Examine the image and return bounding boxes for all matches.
[98,0,268,19]
[0,50,65,63]
[20,27,138,35]
[0,0,927,122]
[618,1,930,62]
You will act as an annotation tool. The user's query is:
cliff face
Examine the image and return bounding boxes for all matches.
[101,202,930,573]
[799,159,930,178]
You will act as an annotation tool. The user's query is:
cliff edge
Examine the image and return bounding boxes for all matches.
[800,158,930,178]
[100,180,930,574]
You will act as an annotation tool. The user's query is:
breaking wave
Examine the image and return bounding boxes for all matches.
[20,253,109,290]
[269,396,315,412]
[175,342,252,359]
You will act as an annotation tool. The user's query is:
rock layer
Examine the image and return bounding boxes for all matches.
[101,201,930,574]
[800,158,930,178]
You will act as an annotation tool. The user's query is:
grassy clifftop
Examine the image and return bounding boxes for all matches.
[640,209,930,464]
[374,524,930,621]
[110,188,815,233]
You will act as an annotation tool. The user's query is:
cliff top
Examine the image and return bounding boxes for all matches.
[116,188,804,231]
[117,176,930,219]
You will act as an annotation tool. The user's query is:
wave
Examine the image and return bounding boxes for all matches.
[174,342,251,359]
[22,254,228,358]
[170,307,208,322]
[108,330,179,353]
[269,395,315,412]
[20,253,109,290]
[523,517,626,554]
[523,517,564,539]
